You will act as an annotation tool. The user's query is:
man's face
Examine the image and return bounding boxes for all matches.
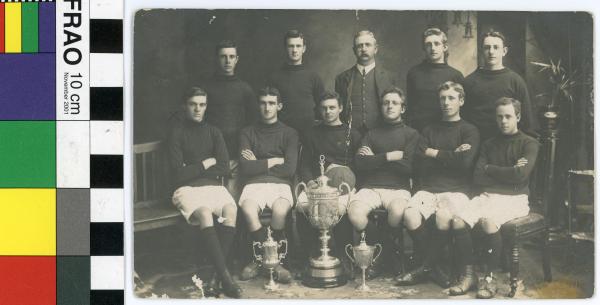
[381,93,405,122]
[353,34,378,65]
[319,98,343,125]
[217,47,238,75]
[482,36,507,68]
[286,37,306,64]
[496,104,520,135]
[424,34,447,63]
[258,95,282,122]
[439,88,463,119]
[185,95,208,123]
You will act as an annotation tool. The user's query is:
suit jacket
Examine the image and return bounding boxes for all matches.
[334,65,398,126]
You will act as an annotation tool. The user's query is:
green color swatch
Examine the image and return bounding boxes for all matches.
[0,121,55,187]
[21,2,39,53]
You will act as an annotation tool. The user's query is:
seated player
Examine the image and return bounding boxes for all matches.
[396,81,479,289]
[347,86,420,278]
[469,97,540,299]
[238,87,299,284]
[168,87,242,298]
[297,91,362,275]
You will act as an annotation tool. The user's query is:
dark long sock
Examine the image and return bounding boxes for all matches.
[483,231,502,274]
[297,214,318,258]
[424,229,449,267]
[216,225,236,261]
[199,227,228,278]
[333,215,353,256]
[453,227,474,270]
[407,222,429,265]
[250,226,267,243]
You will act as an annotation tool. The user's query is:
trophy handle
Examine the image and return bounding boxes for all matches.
[345,244,355,264]
[278,239,288,260]
[252,241,263,262]
[372,243,383,264]
[295,182,306,203]
[338,182,352,222]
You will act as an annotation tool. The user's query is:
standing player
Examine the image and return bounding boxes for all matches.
[238,87,299,284]
[347,87,419,278]
[168,87,242,298]
[469,97,540,298]
[335,30,398,135]
[396,81,479,289]
[267,30,325,134]
[463,30,535,140]
[405,28,464,132]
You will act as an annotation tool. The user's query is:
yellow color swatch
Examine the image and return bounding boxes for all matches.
[5,2,22,53]
[0,189,56,255]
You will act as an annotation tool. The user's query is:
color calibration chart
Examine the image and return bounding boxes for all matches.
[0,0,123,304]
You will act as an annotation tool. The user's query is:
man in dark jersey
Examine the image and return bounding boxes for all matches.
[406,28,464,132]
[267,30,325,134]
[347,86,420,278]
[203,40,258,201]
[238,87,299,284]
[463,31,536,140]
[296,91,362,276]
[335,30,398,135]
[469,97,540,298]
[168,87,242,298]
[396,81,480,289]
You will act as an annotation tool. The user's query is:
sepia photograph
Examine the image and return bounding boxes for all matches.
[132,8,594,299]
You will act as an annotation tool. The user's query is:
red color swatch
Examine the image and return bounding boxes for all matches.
[0,3,5,53]
[0,257,56,305]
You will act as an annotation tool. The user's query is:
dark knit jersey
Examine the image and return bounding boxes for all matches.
[355,121,419,190]
[299,123,362,183]
[417,119,480,193]
[267,64,325,133]
[202,74,258,155]
[463,68,535,140]
[167,119,230,188]
[473,131,540,195]
[239,120,299,185]
[406,61,464,132]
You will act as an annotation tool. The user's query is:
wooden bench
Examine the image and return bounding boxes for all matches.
[133,141,184,232]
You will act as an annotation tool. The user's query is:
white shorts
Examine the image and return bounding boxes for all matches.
[239,183,294,210]
[172,185,236,225]
[471,192,530,229]
[407,190,477,226]
[350,188,411,212]
[297,189,355,215]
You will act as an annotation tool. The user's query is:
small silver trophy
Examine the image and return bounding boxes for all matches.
[345,231,382,291]
[252,226,288,291]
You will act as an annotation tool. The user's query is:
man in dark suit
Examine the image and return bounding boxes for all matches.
[335,30,398,135]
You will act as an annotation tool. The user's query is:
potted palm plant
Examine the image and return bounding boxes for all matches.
[530,59,579,130]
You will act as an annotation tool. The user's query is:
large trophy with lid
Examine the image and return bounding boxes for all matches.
[295,155,351,288]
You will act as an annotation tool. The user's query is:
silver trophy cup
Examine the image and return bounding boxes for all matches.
[345,231,382,291]
[252,227,288,291]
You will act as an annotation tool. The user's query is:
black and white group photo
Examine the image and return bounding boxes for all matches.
[132,9,594,299]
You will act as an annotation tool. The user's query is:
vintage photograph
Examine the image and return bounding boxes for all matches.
[132,9,594,299]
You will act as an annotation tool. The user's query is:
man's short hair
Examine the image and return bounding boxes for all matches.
[283,30,305,46]
[481,30,507,47]
[495,97,521,117]
[438,81,465,100]
[258,86,282,104]
[318,91,341,106]
[380,86,406,104]
[183,86,207,102]
[353,30,377,46]
[215,39,237,54]
[423,27,449,60]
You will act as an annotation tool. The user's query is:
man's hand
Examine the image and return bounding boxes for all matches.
[241,149,257,160]
[267,157,285,168]
[307,180,319,189]
[425,148,439,158]
[386,150,404,161]
[454,144,472,153]
[202,158,217,169]
[358,146,374,156]
[514,158,528,168]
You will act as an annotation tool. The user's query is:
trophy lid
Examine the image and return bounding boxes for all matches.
[306,155,339,196]
[355,231,371,250]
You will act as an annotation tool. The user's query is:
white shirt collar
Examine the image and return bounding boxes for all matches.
[356,62,376,75]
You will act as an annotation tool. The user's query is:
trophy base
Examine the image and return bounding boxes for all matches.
[302,259,347,288]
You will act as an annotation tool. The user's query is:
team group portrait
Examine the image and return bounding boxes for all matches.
[133,10,594,299]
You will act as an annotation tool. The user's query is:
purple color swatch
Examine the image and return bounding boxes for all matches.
[0,53,55,120]
[39,2,55,53]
